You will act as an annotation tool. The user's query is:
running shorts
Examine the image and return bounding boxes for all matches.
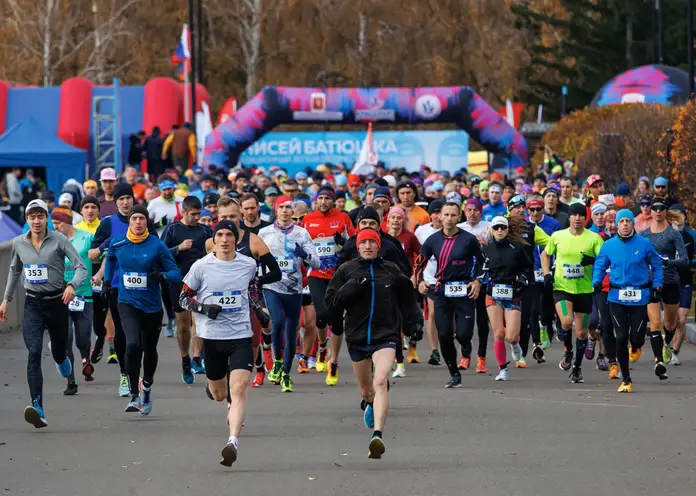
[657,283,681,306]
[679,285,692,309]
[302,294,313,307]
[485,295,522,312]
[203,337,254,380]
[348,341,397,362]
[168,281,186,313]
[553,291,593,314]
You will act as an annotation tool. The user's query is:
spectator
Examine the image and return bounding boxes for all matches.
[123,166,147,202]
[260,187,279,222]
[83,180,98,197]
[192,174,218,202]
[144,126,165,178]
[98,167,118,218]
[162,122,196,169]
[127,131,146,168]
[59,192,83,225]
[5,167,23,223]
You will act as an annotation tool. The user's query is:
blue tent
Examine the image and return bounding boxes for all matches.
[0,117,87,193]
[0,211,23,242]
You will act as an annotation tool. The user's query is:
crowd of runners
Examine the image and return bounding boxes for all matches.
[1,162,694,466]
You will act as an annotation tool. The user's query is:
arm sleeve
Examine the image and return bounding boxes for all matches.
[533,225,550,248]
[179,264,201,311]
[394,270,418,321]
[3,241,23,301]
[647,243,664,289]
[592,245,610,286]
[343,214,356,237]
[670,230,689,268]
[63,236,88,289]
[324,266,348,313]
[257,252,282,286]
[91,217,111,251]
[302,232,321,269]
[104,239,116,284]
[160,223,180,256]
[158,242,182,284]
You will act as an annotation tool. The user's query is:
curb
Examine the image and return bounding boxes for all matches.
[687,323,696,345]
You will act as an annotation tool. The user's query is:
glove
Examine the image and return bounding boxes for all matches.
[158,215,168,228]
[409,308,425,343]
[253,303,271,327]
[661,256,671,267]
[293,242,308,260]
[650,287,662,303]
[102,282,112,302]
[543,273,554,291]
[333,232,346,247]
[517,274,529,287]
[593,282,603,294]
[197,303,222,320]
[580,254,596,267]
[148,271,162,284]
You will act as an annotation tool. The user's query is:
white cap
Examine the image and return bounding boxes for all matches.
[26,199,48,214]
[491,216,508,228]
[59,193,73,205]
[383,175,397,188]
[591,202,608,215]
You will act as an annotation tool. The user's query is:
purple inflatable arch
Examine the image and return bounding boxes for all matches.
[202,86,528,169]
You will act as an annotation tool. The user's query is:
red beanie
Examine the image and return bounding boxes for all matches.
[275,195,293,213]
[356,228,381,248]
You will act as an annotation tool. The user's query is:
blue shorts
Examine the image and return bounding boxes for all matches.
[679,285,692,309]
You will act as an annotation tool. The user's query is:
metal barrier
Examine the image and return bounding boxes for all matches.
[0,239,25,332]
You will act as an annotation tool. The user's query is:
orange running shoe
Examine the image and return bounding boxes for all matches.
[297,357,310,374]
[263,348,273,372]
[608,363,620,379]
[251,370,265,388]
[458,357,470,370]
[515,357,528,368]
[476,357,488,373]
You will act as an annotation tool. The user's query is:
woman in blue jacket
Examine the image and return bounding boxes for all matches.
[104,205,181,415]
[592,210,664,393]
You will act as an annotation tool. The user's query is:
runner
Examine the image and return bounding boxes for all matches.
[414,202,484,388]
[541,202,603,383]
[301,186,355,386]
[51,207,95,395]
[640,197,687,377]
[481,216,533,381]
[481,182,507,221]
[543,187,569,228]
[104,205,181,414]
[161,196,213,383]
[668,204,694,365]
[592,210,618,377]
[0,199,87,428]
[179,220,258,467]
[259,196,320,391]
[326,228,421,459]
[593,209,663,392]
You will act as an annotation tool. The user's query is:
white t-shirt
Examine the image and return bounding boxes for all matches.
[458,220,491,242]
[147,195,183,235]
[414,223,440,285]
[183,252,257,340]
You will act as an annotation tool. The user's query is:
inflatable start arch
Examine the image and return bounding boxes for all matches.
[203,86,528,169]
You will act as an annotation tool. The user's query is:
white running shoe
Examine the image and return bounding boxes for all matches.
[495,369,509,381]
[511,343,523,362]
[392,363,406,378]
[307,356,317,369]
[669,350,681,366]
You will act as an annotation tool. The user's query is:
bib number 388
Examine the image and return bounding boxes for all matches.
[492,284,513,300]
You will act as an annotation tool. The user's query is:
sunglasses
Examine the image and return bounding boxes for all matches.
[654,185,667,189]
[492,225,508,231]
[528,207,543,213]
[651,205,666,212]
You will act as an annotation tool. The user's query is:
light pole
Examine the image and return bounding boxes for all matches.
[689,0,695,97]
[658,0,665,64]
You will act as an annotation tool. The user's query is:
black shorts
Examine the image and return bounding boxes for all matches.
[347,341,397,362]
[657,283,681,306]
[302,293,312,307]
[679,285,692,309]
[202,337,254,380]
[168,281,186,313]
[553,291,593,315]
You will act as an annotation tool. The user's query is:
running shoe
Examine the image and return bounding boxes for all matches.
[220,442,238,467]
[629,346,642,363]
[569,367,584,384]
[140,387,153,416]
[191,358,205,375]
[540,326,550,350]
[119,374,130,397]
[515,357,527,369]
[91,347,103,364]
[495,368,509,381]
[281,373,294,392]
[407,346,420,364]
[428,350,441,366]
[107,343,118,364]
[364,403,374,429]
[585,338,596,360]
[125,395,141,412]
[606,363,619,380]
[251,370,265,387]
[326,362,339,386]
[669,348,681,366]
[476,357,488,373]
[263,347,274,373]
[532,345,545,364]
[81,358,95,381]
[662,345,673,364]
[458,357,470,370]
[654,360,668,380]
[368,435,386,459]
[392,363,406,378]
[205,381,215,400]
[618,380,632,393]
[316,347,328,372]
[165,319,176,338]
[559,351,573,371]
[182,357,194,385]
[596,355,609,371]
[269,360,283,384]
[510,343,523,362]
[308,356,317,369]
[63,380,78,396]
[56,358,72,378]
[445,375,462,388]
[297,357,310,374]
[24,398,47,429]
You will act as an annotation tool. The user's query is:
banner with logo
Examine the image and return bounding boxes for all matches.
[239,130,469,175]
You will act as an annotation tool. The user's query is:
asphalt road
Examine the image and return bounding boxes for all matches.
[1,330,696,496]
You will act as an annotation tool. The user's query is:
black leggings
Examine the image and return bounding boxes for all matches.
[462,290,490,358]
[108,289,127,375]
[160,280,175,321]
[518,285,539,357]
[307,277,331,330]
[433,294,475,376]
[609,302,647,380]
[595,292,616,361]
[92,289,109,351]
[118,303,163,396]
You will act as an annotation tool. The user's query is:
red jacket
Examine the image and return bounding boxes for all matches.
[302,208,355,280]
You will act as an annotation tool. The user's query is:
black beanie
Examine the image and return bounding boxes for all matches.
[356,206,381,224]
[213,220,239,239]
[114,183,134,201]
[128,204,149,220]
[569,202,587,217]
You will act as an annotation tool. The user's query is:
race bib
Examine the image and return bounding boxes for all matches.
[275,256,295,273]
[68,296,85,312]
[123,272,147,290]
[562,264,584,279]
[444,281,467,297]
[24,264,48,284]
[492,284,513,300]
[92,280,103,293]
[314,240,336,258]
[213,291,243,313]
[618,288,641,302]
[534,270,544,283]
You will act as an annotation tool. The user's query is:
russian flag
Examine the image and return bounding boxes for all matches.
[170,24,191,81]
